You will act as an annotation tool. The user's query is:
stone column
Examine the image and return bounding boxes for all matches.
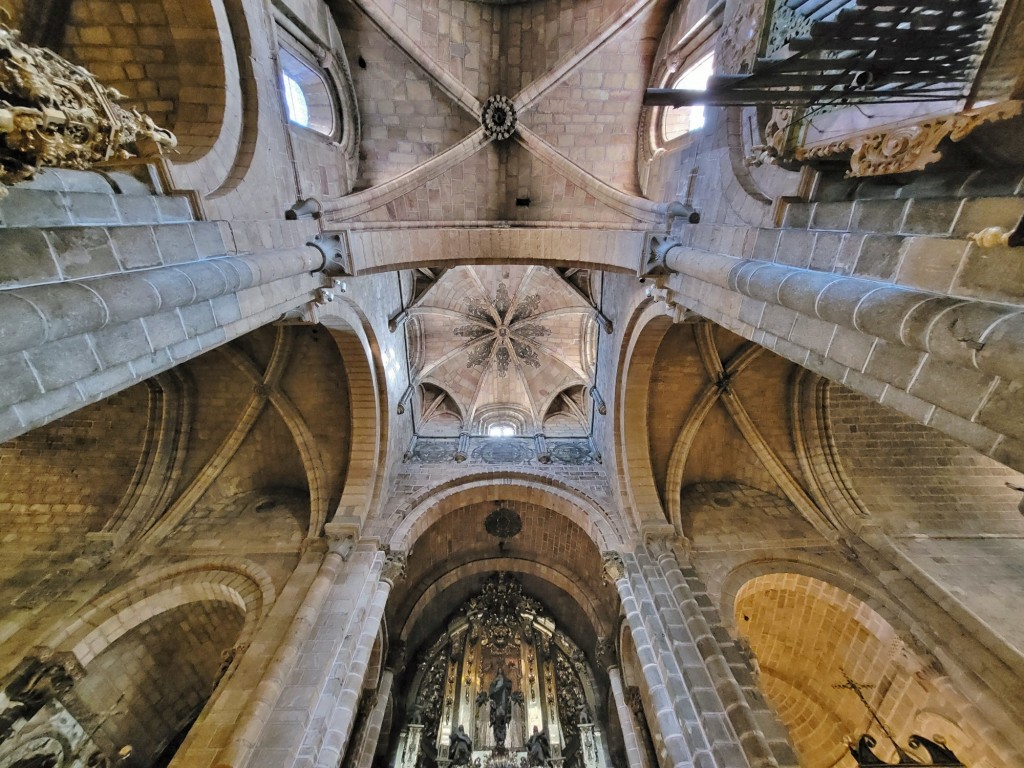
[649,239,1024,381]
[603,552,695,768]
[314,549,406,768]
[638,236,1024,468]
[214,537,348,768]
[1,243,324,443]
[599,641,645,768]
[352,669,394,767]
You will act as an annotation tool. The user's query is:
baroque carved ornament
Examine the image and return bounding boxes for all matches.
[792,101,1024,177]
[0,25,175,195]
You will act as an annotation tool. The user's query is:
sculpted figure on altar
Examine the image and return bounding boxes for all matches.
[449,724,473,765]
[476,668,515,750]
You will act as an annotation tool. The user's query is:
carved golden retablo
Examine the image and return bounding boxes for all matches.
[0,25,176,196]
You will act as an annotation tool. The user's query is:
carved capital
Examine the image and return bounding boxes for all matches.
[595,636,617,671]
[602,551,626,585]
[381,549,408,586]
[624,685,644,717]
[388,639,407,670]
[642,523,682,559]
[325,516,361,561]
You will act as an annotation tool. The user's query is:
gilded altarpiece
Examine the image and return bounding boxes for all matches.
[393,575,610,768]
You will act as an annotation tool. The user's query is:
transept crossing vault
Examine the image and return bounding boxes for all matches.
[0,0,1023,767]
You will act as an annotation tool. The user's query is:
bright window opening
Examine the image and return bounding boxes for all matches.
[282,73,309,127]
[488,424,516,437]
[662,53,715,142]
[279,47,337,137]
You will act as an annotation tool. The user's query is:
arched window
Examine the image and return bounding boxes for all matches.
[662,52,715,142]
[487,423,516,437]
[279,47,336,138]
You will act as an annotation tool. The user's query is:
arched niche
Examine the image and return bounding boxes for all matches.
[0,560,272,768]
[387,574,613,768]
[72,598,246,767]
[733,572,1005,768]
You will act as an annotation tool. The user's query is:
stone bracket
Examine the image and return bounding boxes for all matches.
[308,231,353,277]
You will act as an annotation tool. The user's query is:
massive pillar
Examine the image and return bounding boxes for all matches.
[237,545,404,768]
[0,172,327,443]
[604,542,797,768]
[642,219,1024,471]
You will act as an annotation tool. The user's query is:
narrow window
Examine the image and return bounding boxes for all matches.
[662,53,715,142]
[282,73,309,127]
[279,47,337,137]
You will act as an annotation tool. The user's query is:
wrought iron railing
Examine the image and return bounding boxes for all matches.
[645,0,1002,108]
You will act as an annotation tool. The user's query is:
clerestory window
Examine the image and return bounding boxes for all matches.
[661,52,715,143]
[279,47,337,138]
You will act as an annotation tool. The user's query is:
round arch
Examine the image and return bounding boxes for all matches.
[400,557,612,651]
[321,297,393,530]
[613,300,674,531]
[40,558,275,666]
[726,568,1017,768]
[717,556,904,638]
[385,473,626,553]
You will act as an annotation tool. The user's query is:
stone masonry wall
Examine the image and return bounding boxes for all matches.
[0,385,148,546]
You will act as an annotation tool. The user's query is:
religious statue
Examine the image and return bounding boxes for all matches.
[481,668,513,750]
[577,702,593,724]
[526,726,550,766]
[449,724,473,765]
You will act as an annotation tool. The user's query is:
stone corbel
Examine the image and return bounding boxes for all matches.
[454,431,470,463]
[285,197,323,220]
[592,307,614,334]
[403,435,417,463]
[389,309,411,332]
[534,433,551,464]
[307,231,353,277]
[397,385,414,415]
[589,386,607,416]
[644,282,678,311]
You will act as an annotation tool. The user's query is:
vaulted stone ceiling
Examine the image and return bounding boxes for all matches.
[407,266,598,435]
[328,0,675,237]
